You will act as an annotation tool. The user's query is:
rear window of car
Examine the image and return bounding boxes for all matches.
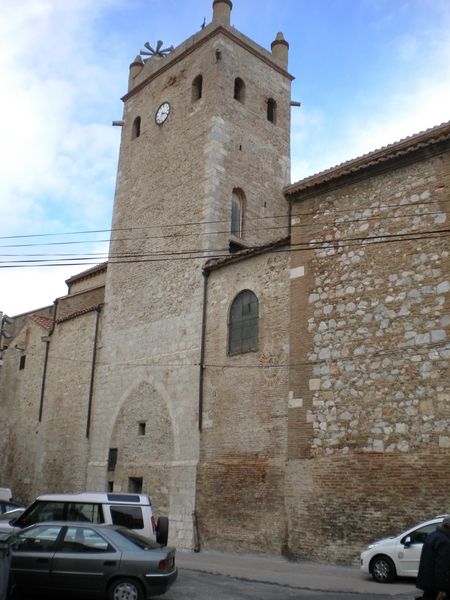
[115,527,160,550]
[110,505,144,530]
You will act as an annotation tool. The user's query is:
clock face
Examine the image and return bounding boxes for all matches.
[155,102,170,125]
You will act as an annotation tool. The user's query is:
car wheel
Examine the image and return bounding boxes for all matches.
[156,516,169,546]
[108,578,144,600]
[370,555,397,583]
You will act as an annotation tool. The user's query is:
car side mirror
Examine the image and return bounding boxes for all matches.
[403,535,412,547]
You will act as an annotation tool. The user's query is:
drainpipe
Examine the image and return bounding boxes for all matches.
[194,270,209,553]
[288,196,293,237]
[86,304,102,438]
[39,299,58,421]
[198,270,210,432]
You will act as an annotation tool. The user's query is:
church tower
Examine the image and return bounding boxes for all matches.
[87,0,292,547]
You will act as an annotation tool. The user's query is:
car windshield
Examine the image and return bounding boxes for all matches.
[115,527,160,550]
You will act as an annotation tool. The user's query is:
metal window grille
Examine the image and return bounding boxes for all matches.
[229,290,259,355]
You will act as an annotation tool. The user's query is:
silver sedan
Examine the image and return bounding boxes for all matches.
[7,521,177,600]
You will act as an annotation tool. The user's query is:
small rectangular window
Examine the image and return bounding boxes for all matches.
[138,422,146,436]
[128,477,143,494]
[19,355,26,370]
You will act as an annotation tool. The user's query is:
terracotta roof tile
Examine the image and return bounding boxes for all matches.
[29,314,53,331]
[56,304,103,324]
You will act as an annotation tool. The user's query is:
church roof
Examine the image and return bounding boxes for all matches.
[203,236,290,272]
[284,120,450,198]
[65,262,107,286]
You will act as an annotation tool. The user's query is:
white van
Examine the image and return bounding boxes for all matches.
[0,492,169,546]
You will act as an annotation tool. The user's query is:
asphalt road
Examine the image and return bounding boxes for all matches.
[163,569,416,599]
[12,569,417,600]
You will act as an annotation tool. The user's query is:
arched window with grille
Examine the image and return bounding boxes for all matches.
[231,189,245,238]
[228,290,259,355]
[192,74,203,102]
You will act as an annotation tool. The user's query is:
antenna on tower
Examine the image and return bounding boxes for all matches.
[140,40,174,62]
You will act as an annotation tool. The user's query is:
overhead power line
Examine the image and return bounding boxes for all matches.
[0,197,448,243]
[0,227,448,269]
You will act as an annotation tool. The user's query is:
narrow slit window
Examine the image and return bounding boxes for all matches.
[138,422,146,436]
[108,448,118,472]
[19,355,26,370]
[267,98,277,123]
[192,74,203,102]
[231,189,245,238]
[132,116,141,139]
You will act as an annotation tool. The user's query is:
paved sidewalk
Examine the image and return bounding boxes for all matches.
[177,549,417,596]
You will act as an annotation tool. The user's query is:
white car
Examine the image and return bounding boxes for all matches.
[360,515,447,583]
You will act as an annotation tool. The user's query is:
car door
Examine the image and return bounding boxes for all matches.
[396,522,441,576]
[10,524,62,590]
[50,525,120,594]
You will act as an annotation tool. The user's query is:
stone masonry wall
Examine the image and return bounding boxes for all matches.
[287,149,450,562]
[0,321,47,503]
[88,20,291,549]
[197,248,290,554]
[29,311,101,497]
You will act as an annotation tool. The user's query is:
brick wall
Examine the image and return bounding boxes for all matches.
[197,248,290,553]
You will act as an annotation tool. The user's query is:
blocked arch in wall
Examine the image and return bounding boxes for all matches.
[107,381,174,498]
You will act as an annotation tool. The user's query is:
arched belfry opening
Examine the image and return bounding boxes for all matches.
[192,74,203,102]
[267,98,277,123]
[234,77,245,103]
[132,116,141,139]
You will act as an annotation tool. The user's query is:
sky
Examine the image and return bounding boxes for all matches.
[1,0,449,316]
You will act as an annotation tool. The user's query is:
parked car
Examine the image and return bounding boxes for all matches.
[0,508,25,522]
[0,493,168,546]
[7,521,177,599]
[0,501,24,516]
[360,515,447,582]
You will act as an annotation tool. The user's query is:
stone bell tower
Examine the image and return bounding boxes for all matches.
[87,0,292,548]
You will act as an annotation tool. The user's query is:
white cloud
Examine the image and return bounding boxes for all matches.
[0,0,121,315]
